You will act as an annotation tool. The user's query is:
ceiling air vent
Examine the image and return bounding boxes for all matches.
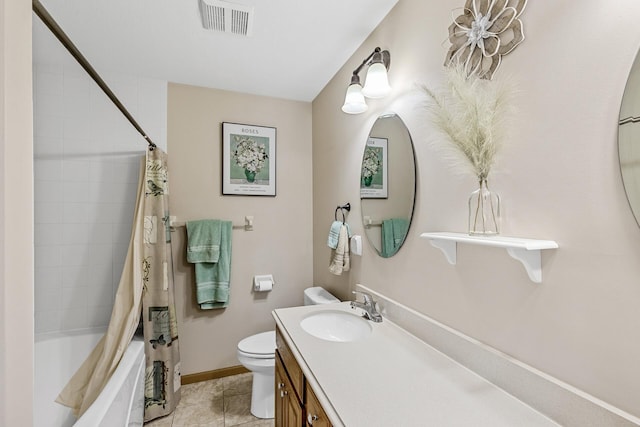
[198,0,254,37]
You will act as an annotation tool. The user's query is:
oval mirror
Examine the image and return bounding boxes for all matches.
[619,50,640,228]
[360,113,416,257]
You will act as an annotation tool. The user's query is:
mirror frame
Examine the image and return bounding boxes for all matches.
[618,49,640,230]
[360,113,417,258]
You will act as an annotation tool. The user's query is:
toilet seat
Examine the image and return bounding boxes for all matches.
[237,331,275,359]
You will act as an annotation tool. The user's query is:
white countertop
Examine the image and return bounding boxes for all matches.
[273,302,559,427]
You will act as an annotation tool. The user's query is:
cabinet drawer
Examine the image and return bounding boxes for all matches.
[276,327,304,403]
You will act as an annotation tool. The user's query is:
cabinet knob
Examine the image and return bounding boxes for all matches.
[280,390,288,398]
[307,414,319,425]
[278,382,285,389]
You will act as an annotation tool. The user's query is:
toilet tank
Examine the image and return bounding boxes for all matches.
[304,287,339,305]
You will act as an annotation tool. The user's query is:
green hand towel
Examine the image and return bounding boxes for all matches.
[381,218,409,258]
[186,220,222,263]
[186,220,232,309]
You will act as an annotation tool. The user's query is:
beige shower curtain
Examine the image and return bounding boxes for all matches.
[56,147,181,422]
[140,147,181,421]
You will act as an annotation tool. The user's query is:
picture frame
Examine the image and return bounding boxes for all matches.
[222,122,276,196]
[360,137,388,199]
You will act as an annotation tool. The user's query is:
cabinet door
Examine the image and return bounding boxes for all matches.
[275,356,286,427]
[276,328,304,401]
[305,382,332,427]
[275,353,303,427]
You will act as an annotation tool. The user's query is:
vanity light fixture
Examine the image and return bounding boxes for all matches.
[341,47,391,114]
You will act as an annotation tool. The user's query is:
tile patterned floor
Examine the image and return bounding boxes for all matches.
[144,373,274,427]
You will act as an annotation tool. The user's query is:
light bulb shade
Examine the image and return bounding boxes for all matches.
[362,62,391,98]
[341,83,368,114]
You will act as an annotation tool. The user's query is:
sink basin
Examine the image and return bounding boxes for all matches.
[300,310,372,342]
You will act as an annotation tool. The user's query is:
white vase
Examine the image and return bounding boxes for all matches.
[468,179,500,235]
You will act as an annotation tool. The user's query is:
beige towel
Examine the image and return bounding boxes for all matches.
[329,224,350,275]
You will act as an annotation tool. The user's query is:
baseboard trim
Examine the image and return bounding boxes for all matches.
[181,365,250,385]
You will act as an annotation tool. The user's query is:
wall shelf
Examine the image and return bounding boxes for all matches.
[420,232,558,283]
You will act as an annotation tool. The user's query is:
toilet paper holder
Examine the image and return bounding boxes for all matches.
[253,274,275,292]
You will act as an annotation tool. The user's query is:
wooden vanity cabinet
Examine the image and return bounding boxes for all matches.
[275,354,303,427]
[275,328,304,427]
[275,327,333,427]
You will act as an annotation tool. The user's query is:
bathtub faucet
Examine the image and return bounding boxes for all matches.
[350,291,383,323]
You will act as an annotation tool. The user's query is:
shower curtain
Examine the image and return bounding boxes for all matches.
[139,147,181,421]
[56,147,181,422]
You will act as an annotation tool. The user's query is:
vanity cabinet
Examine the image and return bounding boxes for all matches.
[275,354,303,427]
[275,327,333,427]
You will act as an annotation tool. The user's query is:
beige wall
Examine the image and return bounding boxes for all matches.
[313,0,640,419]
[168,83,313,375]
[1,0,34,425]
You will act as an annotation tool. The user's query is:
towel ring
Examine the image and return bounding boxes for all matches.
[334,203,351,223]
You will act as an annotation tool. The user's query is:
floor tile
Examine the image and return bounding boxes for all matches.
[145,413,174,427]
[223,393,257,426]
[172,399,225,427]
[180,378,225,406]
[143,373,275,427]
[222,373,253,397]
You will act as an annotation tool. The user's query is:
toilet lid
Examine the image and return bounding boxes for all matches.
[238,331,275,356]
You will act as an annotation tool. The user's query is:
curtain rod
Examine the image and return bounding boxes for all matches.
[32,0,157,151]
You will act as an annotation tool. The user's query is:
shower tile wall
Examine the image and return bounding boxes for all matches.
[33,62,167,334]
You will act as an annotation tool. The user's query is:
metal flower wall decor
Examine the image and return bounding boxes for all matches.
[445,0,527,80]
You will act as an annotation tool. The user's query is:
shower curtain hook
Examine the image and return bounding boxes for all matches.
[145,136,156,151]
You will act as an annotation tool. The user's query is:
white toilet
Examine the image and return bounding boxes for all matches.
[237,286,339,419]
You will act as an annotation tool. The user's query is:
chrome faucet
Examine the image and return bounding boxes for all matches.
[350,291,383,323]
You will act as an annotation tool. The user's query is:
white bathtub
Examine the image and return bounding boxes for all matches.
[35,328,145,427]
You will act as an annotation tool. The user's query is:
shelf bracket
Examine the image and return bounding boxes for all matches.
[506,248,542,283]
[428,239,457,265]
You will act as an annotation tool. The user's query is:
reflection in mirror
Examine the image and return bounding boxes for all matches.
[360,113,416,257]
[619,49,640,228]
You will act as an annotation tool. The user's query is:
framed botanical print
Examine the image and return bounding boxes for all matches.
[222,122,276,196]
[360,137,388,199]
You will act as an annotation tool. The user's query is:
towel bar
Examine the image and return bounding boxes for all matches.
[170,217,254,232]
[363,216,382,228]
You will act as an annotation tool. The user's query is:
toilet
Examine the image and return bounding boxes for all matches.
[237,286,339,419]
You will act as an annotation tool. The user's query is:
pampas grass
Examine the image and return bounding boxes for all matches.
[421,65,514,181]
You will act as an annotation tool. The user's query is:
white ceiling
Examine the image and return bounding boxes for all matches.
[33,0,398,102]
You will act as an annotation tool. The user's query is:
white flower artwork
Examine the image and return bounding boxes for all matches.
[222,122,277,196]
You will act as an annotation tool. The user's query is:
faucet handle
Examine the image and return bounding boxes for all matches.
[352,290,374,305]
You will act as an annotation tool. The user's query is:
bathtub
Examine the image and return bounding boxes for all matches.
[34,328,145,427]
